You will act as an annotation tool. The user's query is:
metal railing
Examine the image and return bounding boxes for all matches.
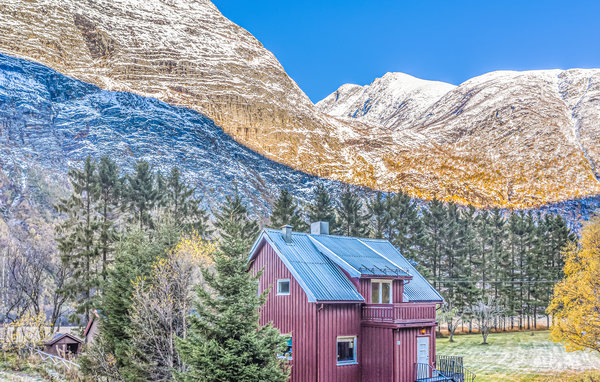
[415,362,448,381]
[35,349,80,370]
[436,355,476,382]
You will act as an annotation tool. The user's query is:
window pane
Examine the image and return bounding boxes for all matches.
[382,282,391,304]
[337,339,355,363]
[278,280,290,294]
[371,282,380,304]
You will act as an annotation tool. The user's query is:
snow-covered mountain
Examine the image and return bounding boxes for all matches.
[316,73,456,129]
[319,69,600,208]
[2,0,600,209]
[0,53,344,224]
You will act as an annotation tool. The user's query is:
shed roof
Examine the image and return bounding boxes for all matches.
[249,228,443,303]
[45,332,83,346]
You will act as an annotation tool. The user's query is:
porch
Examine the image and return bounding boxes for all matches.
[415,355,476,382]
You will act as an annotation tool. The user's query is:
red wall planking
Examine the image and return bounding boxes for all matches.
[251,239,438,382]
[251,242,317,382]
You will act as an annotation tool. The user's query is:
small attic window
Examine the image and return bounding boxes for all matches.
[277,279,290,295]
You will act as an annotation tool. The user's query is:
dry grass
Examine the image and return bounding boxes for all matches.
[437,331,600,382]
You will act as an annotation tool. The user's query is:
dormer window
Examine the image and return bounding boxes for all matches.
[371,279,392,304]
[277,279,290,295]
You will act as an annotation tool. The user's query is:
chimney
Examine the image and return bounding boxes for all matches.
[311,221,329,235]
[281,225,293,243]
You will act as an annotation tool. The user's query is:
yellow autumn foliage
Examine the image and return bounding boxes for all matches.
[547,217,600,353]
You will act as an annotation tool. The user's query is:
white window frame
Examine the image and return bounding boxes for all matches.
[277,335,293,360]
[371,279,393,304]
[277,279,290,296]
[336,336,358,366]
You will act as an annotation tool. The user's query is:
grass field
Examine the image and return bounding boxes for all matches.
[437,331,600,381]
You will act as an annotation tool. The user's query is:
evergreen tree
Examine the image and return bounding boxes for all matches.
[99,220,182,381]
[215,192,260,253]
[388,193,424,262]
[125,160,159,230]
[177,198,289,382]
[307,185,337,230]
[335,188,370,237]
[367,192,389,239]
[96,156,121,281]
[165,167,211,237]
[269,189,308,232]
[421,199,446,289]
[56,156,100,320]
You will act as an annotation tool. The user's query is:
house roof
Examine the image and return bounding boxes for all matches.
[249,228,443,303]
[359,239,445,302]
[84,310,100,337]
[45,332,83,346]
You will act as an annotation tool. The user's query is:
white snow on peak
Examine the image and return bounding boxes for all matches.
[316,72,456,129]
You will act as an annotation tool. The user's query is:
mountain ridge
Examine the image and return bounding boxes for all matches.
[2,0,600,209]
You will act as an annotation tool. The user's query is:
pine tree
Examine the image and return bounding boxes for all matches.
[177,198,289,382]
[56,156,100,320]
[166,167,211,237]
[214,192,260,253]
[335,188,370,237]
[367,192,389,239]
[388,193,424,262]
[307,185,337,230]
[96,156,121,281]
[269,189,308,232]
[99,220,182,381]
[421,199,446,289]
[125,160,159,230]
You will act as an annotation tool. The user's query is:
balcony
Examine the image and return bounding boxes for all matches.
[361,303,436,324]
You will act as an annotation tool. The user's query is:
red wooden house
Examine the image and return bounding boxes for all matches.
[248,222,454,382]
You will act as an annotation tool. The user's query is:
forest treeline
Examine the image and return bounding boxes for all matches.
[1,156,574,379]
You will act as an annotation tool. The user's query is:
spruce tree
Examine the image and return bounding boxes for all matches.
[421,199,446,289]
[166,167,211,237]
[367,192,389,239]
[125,160,159,230]
[388,193,424,261]
[56,156,100,320]
[214,192,260,253]
[307,185,337,230]
[99,220,182,381]
[269,189,308,232]
[96,156,121,281]
[335,188,370,237]
[177,198,289,382]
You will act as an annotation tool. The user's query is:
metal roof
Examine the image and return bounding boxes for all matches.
[249,229,442,303]
[360,239,444,303]
[309,235,409,277]
[255,229,364,303]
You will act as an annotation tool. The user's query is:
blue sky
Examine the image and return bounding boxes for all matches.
[212,1,600,103]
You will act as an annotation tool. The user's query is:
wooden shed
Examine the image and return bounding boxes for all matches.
[44,333,83,357]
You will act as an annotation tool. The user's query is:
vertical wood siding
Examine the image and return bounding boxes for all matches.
[251,243,317,382]
[361,326,394,382]
[251,242,361,382]
[393,280,404,303]
[251,241,437,382]
[317,304,361,382]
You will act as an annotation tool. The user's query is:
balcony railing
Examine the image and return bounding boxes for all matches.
[361,303,436,324]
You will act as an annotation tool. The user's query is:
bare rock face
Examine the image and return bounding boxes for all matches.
[0,0,352,180]
[3,0,600,208]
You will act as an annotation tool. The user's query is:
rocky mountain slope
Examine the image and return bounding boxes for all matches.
[0,52,340,225]
[2,0,600,209]
[319,70,600,208]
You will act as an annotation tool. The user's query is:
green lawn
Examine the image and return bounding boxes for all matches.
[437,331,600,382]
